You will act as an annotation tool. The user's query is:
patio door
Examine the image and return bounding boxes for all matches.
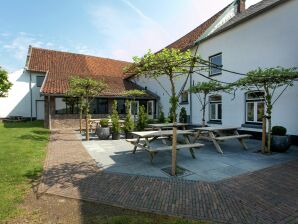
[130,101,139,117]
[147,100,154,119]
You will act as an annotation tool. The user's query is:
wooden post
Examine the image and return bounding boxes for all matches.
[86,114,90,141]
[261,115,266,153]
[172,123,177,176]
[79,112,82,133]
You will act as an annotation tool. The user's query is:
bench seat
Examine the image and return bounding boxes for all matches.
[215,134,251,141]
[126,136,168,143]
[147,143,204,153]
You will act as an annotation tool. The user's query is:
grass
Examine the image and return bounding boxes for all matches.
[0,121,49,221]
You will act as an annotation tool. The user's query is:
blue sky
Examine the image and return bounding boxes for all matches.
[0,0,261,72]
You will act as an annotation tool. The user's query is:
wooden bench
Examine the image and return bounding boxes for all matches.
[126,136,168,143]
[146,143,204,163]
[215,134,251,141]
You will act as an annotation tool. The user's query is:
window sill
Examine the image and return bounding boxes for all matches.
[241,123,262,129]
[207,120,222,125]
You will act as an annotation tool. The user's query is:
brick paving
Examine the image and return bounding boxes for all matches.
[39,129,298,223]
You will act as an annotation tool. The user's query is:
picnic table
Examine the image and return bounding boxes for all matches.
[128,130,204,163]
[147,123,189,144]
[193,126,251,154]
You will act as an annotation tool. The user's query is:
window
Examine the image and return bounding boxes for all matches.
[209,95,222,121]
[131,101,139,115]
[55,97,79,114]
[246,91,264,123]
[180,91,188,104]
[209,53,222,76]
[36,76,45,87]
[117,99,126,114]
[90,98,108,114]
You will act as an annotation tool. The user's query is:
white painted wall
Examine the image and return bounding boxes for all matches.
[133,0,298,135]
[0,69,45,119]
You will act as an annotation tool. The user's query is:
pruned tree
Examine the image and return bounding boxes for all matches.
[0,67,13,97]
[189,81,232,126]
[66,76,107,140]
[235,67,298,153]
[126,48,194,175]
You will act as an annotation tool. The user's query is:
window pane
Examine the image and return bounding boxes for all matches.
[131,101,138,115]
[98,99,108,114]
[181,92,188,103]
[65,98,79,114]
[209,95,222,102]
[147,101,153,115]
[246,103,254,122]
[36,76,45,87]
[247,91,264,100]
[210,104,216,120]
[117,100,125,114]
[55,98,67,114]
[218,103,222,120]
[90,99,98,114]
[257,102,264,122]
[210,54,222,75]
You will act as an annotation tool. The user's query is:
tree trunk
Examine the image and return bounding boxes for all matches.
[266,93,272,154]
[170,77,177,176]
[261,115,266,153]
[267,115,272,153]
[202,94,207,127]
[86,113,90,141]
[79,110,82,134]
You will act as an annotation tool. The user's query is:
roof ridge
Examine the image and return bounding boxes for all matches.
[30,46,132,64]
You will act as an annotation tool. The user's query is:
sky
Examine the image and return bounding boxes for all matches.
[0,0,261,72]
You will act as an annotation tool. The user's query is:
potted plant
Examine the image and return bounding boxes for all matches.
[111,100,121,140]
[123,100,134,139]
[96,119,110,140]
[271,126,291,152]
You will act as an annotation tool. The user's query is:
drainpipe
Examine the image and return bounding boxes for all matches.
[29,72,33,121]
[48,95,52,130]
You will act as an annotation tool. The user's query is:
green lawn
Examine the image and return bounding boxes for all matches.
[0,121,49,221]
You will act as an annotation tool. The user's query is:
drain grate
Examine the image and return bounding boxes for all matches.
[161,165,193,177]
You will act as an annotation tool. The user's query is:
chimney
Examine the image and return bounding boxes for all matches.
[236,0,246,14]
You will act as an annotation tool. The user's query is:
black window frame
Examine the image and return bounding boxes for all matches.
[180,91,189,104]
[36,76,45,87]
[209,53,222,76]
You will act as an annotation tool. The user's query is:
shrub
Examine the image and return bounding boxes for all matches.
[179,107,187,123]
[123,100,134,133]
[272,126,287,136]
[111,100,120,134]
[137,105,148,131]
[100,119,109,127]
[158,110,165,123]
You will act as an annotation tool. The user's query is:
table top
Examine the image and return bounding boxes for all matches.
[148,123,189,128]
[193,126,240,131]
[132,129,194,138]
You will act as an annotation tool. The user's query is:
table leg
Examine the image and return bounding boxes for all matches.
[234,130,248,150]
[132,137,140,154]
[159,128,167,145]
[209,131,224,154]
[184,135,196,159]
[193,130,201,142]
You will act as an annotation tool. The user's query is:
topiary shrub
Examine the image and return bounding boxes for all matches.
[111,100,120,134]
[272,126,287,136]
[179,107,187,123]
[137,105,148,131]
[158,104,166,123]
[123,100,134,133]
[100,119,109,127]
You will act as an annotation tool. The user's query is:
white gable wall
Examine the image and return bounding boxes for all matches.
[0,69,45,119]
[194,0,298,135]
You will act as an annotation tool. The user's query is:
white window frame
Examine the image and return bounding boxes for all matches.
[245,91,265,123]
[209,95,222,121]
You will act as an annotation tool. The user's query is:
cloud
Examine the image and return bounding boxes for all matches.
[3,32,44,60]
[89,0,170,61]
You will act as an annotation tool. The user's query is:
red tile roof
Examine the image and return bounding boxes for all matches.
[164,5,230,51]
[27,47,157,98]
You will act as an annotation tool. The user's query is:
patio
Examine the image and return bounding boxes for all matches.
[79,132,298,182]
